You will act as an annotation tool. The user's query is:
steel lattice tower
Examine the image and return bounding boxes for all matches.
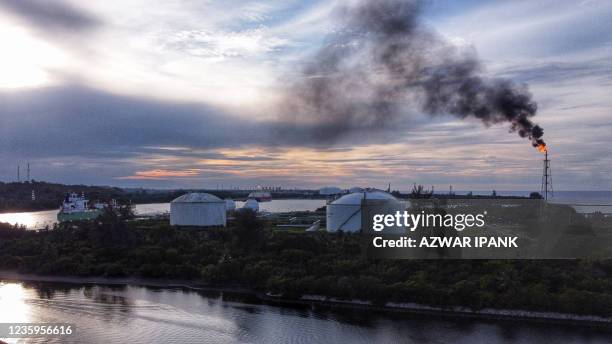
[541,151,553,200]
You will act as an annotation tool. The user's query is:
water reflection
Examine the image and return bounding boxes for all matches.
[0,281,611,344]
[0,283,30,323]
[0,210,58,230]
[0,200,327,230]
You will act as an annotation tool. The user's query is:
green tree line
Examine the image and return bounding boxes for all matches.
[1,211,612,317]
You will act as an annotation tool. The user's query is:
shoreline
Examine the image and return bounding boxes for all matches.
[0,198,325,215]
[1,270,610,328]
[0,201,169,215]
[0,193,548,215]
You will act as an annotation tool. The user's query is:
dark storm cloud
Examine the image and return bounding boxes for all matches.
[0,0,101,33]
[0,84,459,186]
[0,85,271,160]
[0,84,443,171]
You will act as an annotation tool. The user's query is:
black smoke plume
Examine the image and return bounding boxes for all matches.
[280,0,545,148]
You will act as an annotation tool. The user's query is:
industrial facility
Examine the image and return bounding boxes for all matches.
[326,190,408,233]
[247,191,272,202]
[170,193,227,227]
[319,186,344,195]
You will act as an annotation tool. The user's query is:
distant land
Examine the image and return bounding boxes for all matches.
[0,180,541,213]
[0,181,324,213]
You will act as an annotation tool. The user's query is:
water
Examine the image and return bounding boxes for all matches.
[0,281,609,344]
[134,199,326,216]
[3,193,612,229]
[0,209,58,230]
[0,199,326,230]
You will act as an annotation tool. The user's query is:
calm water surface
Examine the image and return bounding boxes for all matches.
[2,192,612,230]
[0,199,326,230]
[0,281,610,344]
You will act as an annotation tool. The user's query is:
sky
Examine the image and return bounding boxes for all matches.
[0,0,611,191]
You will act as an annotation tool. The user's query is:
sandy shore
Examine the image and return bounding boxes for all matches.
[1,270,611,327]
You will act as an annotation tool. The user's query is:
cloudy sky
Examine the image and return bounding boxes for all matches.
[0,0,611,191]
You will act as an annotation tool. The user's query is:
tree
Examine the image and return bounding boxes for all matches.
[232,209,265,252]
[91,207,133,247]
[529,192,543,199]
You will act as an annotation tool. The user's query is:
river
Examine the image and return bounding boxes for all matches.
[0,281,610,344]
[2,191,612,230]
[0,199,327,230]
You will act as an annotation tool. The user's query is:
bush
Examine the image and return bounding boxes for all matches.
[2,217,612,316]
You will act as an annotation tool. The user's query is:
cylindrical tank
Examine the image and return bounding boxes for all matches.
[326,191,407,233]
[170,193,226,227]
[349,186,364,193]
[225,199,236,212]
[243,199,259,212]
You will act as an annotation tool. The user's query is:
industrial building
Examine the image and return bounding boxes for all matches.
[319,186,343,195]
[170,193,226,227]
[326,190,407,233]
[247,191,272,202]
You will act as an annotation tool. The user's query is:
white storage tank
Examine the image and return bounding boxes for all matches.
[170,193,226,227]
[225,199,236,212]
[243,199,259,212]
[349,186,364,193]
[326,191,407,233]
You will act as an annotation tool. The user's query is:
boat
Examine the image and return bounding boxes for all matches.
[57,192,102,222]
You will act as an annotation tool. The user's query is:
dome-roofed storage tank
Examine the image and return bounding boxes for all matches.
[242,198,259,212]
[170,193,226,227]
[326,190,407,233]
[225,199,236,212]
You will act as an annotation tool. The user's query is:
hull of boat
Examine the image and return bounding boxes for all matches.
[57,209,102,222]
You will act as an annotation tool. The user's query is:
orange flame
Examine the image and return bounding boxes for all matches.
[537,143,547,153]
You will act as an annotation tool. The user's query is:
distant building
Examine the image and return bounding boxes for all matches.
[170,193,226,227]
[247,191,272,202]
[319,186,343,196]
